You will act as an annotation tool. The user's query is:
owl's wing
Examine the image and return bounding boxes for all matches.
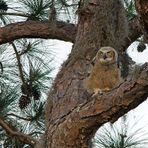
[86,57,96,77]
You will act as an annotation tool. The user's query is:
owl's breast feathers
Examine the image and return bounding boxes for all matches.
[84,63,120,93]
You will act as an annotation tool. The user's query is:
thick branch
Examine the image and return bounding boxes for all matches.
[0,20,76,44]
[45,0,147,146]
[0,18,142,47]
[79,63,148,129]
[74,63,148,129]
[0,117,36,147]
[49,63,148,146]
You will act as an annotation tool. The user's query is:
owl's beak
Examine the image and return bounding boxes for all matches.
[103,54,107,59]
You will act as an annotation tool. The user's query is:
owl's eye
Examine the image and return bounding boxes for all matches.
[107,51,112,57]
[99,52,103,56]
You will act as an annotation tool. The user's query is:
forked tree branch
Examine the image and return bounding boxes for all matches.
[0,12,30,17]
[0,117,37,147]
[59,63,148,135]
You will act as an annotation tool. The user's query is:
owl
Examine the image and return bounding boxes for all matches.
[84,47,121,95]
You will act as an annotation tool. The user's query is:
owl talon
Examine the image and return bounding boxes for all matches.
[92,88,103,97]
[104,87,110,91]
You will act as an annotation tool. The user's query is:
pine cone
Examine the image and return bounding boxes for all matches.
[19,95,31,109]
[0,0,8,11]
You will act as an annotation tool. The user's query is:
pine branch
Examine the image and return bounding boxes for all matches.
[0,12,30,18]
[10,42,25,84]
[0,116,36,147]
[0,61,3,73]
[6,113,32,121]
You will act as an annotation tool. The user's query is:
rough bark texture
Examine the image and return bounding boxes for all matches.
[134,0,148,43]
[45,63,148,148]
[0,20,76,44]
[124,16,142,51]
[44,0,148,147]
[0,18,142,47]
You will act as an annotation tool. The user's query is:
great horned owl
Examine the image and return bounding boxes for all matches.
[84,47,121,95]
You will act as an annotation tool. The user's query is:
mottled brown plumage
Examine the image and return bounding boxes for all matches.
[84,47,121,95]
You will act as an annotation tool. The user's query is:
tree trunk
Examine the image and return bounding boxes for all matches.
[45,0,126,147]
[44,0,148,147]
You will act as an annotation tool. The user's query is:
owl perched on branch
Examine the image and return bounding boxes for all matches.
[84,47,121,95]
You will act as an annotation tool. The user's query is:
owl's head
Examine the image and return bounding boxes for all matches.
[96,47,118,65]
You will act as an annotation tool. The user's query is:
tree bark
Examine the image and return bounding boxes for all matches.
[0,20,76,44]
[134,0,148,43]
[44,0,148,147]
[124,16,142,51]
[0,16,142,47]
[45,63,148,148]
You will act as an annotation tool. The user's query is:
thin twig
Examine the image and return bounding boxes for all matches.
[0,12,30,18]
[10,42,25,84]
[6,113,32,121]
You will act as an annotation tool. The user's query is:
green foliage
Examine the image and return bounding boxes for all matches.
[24,58,53,91]
[93,115,148,148]
[0,0,9,25]
[0,0,78,23]
[0,0,8,11]
[18,0,77,21]
[124,0,136,20]
[0,37,54,147]
[19,0,51,20]
[0,85,18,116]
